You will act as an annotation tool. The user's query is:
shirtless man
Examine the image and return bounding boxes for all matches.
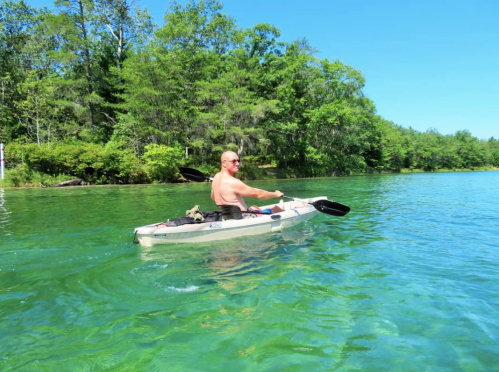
[211,151,284,217]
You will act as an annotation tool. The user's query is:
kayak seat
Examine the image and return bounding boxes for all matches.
[201,210,223,222]
[218,205,243,220]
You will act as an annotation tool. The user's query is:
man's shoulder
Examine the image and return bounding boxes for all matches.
[227,177,246,189]
[216,172,236,181]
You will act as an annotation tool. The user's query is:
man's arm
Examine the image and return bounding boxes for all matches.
[232,179,283,200]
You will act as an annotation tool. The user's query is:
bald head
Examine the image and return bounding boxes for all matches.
[220,151,240,173]
[221,151,238,162]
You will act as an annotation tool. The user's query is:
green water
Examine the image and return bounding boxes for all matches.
[1,172,498,371]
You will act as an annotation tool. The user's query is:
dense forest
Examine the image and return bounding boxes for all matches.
[1,0,498,186]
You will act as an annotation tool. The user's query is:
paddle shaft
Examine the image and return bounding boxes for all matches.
[283,195,308,203]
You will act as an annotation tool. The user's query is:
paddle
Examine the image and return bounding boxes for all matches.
[282,196,350,217]
[178,167,350,217]
[179,167,213,182]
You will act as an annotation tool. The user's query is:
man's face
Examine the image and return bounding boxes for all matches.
[223,154,240,173]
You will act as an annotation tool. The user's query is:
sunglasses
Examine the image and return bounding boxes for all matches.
[224,159,240,165]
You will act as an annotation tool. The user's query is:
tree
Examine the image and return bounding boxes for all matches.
[118,0,239,157]
[305,58,376,175]
[262,39,314,170]
[484,137,499,167]
[0,0,44,142]
[455,130,486,168]
[44,0,101,135]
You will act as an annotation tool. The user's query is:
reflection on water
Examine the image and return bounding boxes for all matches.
[0,188,11,237]
[138,227,313,296]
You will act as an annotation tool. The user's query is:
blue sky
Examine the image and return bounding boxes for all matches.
[26,0,499,140]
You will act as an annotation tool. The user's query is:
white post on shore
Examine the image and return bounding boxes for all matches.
[0,143,4,180]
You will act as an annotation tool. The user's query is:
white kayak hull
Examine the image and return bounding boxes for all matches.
[134,197,326,246]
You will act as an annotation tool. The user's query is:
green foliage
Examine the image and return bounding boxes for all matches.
[1,0,497,187]
[142,143,184,182]
[0,163,73,187]
[238,161,268,180]
[484,138,499,167]
[5,164,31,187]
[3,142,148,185]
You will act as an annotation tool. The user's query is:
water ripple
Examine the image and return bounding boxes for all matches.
[1,173,498,371]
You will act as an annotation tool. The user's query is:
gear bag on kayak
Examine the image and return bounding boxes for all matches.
[165,209,223,227]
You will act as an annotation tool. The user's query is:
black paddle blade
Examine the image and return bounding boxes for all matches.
[310,199,350,217]
[179,167,211,182]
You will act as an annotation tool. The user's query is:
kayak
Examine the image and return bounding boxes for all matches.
[133,196,327,246]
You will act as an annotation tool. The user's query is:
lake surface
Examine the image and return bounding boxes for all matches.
[1,172,498,371]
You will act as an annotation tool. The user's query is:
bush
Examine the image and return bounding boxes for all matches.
[118,151,148,184]
[142,144,184,182]
[0,164,73,187]
[7,164,31,187]
[3,142,147,185]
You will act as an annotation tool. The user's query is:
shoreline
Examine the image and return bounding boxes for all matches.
[1,167,498,189]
